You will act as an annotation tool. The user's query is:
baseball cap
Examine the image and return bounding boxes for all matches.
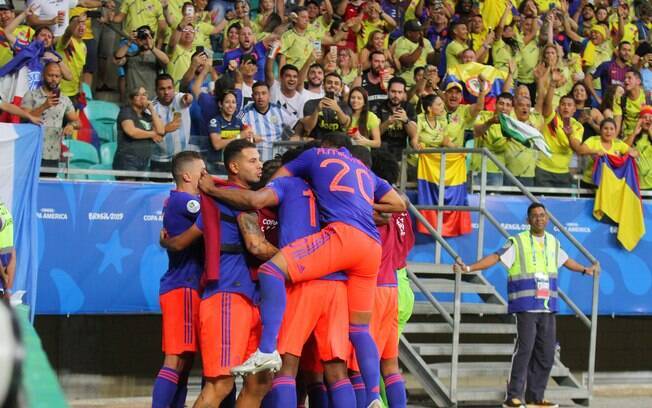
[0,0,14,10]
[404,19,424,32]
[444,81,463,92]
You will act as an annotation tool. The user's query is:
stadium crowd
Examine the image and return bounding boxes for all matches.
[0,0,650,188]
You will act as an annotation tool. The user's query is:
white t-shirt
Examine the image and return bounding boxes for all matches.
[151,93,191,161]
[302,87,324,102]
[498,235,568,270]
[29,0,79,37]
[270,80,306,128]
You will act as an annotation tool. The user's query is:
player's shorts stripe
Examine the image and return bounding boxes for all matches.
[184,289,189,345]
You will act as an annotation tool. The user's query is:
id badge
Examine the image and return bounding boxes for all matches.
[534,274,550,300]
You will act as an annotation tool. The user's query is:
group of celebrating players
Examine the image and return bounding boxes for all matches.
[153,131,414,408]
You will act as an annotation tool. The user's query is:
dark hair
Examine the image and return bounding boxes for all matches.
[599,85,617,112]
[413,66,425,77]
[309,62,323,72]
[368,49,385,61]
[449,20,467,33]
[321,132,353,149]
[626,68,642,81]
[527,202,546,218]
[371,149,400,185]
[599,117,617,130]
[349,145,372,168]
[348,87,370,137]
[155,73,174,88]
[259,159,282,187]
[171,151,203,182]
[421,93,443,114]
[218,90,238,107]
[497,92,513,103]
[619,40,632,49]
[223,139,257,171]
[559,93,576,105]
[324,71,342,83]
[280,64,299,76]
[252,81,269,91]
[388,76,407,91]
[128,86,147,100]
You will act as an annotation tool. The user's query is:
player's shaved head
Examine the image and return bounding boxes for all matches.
[171,151,203,183]
[348,145,372,168]
[321,132,353,149]
[371,149,400,185]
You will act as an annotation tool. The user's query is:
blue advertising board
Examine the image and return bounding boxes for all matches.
[35,181,652,315]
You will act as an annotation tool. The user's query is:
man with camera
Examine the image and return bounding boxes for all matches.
[21,62,79,169]
[301,72,351,140]
[375,76,418,161]
[114,25,170,101]
[167,18,197,90]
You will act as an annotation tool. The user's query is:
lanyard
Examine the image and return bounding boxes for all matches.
[529,233,549,271]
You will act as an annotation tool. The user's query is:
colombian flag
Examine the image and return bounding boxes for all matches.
[416,153,472,237]
[446,62,508,111]
[592,154,645,251]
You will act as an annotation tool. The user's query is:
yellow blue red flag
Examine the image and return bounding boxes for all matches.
[446,62,509,111]
[592,154,645,251]
[417,153,472,237]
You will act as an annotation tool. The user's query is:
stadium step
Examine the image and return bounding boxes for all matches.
[454,385,590,402]
[410,278,499,294]
[411,300,508,315]
[428,362,571,378]
[402,322,517,334]
[407,262,456,275]
[412,342,515,357]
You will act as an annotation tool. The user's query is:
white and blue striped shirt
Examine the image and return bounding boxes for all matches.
[239,101,294,161]
[151,93,191,162]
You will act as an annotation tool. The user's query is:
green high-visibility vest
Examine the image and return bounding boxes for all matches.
[506,230,560,313]
[0,202,14,254]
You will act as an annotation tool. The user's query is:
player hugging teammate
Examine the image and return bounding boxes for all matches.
[156,132,415,408]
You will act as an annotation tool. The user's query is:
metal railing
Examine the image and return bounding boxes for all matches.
[399,147,600,402]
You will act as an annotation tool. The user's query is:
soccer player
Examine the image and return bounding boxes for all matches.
[198,132,406,407]
[369,149,415,408]
[152,151,206,408]
[161,141,278,407]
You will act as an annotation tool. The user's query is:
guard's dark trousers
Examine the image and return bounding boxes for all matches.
[507,312,556,402]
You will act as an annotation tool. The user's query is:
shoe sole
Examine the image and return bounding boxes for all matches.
[230,361,281,377]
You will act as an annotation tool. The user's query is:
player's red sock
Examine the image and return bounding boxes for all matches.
[384,373,407,407]
[349,324,381,405]
[152,367,179,408]
[258,262,287,353]
[328,378,355,408]
[349,373,367,408]
[307,382,329,408]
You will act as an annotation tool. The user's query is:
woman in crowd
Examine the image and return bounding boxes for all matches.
[347,87,381,148]
[113,87,165,175]
[337,47,359,88]
[626,106,652,189]
[415,93,454,150]
[575,118,638,187]
[223,23,241,53]
[572,82,603,140]
[207,90,246,173]
[359,30,395,72]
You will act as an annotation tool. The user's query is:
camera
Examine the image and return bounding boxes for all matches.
[136,27,151,40]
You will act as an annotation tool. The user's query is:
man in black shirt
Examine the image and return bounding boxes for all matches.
[301,72,351,140]
[353,50,388,113]
[375,77,417,160]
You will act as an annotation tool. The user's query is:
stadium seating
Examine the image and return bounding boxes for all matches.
[86,163,115,181]
[62,139,99,168]
[85,100,120,143]
[99,142,117,165]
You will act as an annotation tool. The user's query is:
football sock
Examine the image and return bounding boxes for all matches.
[257,262,287,353]
[152,367,179,408]
[349,324,380,405]
[384,373,407,407]
[328,378,355,408]
[349,373,366,408]
[307,382,329,408]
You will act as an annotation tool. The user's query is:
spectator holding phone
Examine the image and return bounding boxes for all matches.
[301,71,351,140]
[113,86,165,175]
[375,76,417,161]
[114,25,170,102]
[21,62,79,169]
[167,20,196,90]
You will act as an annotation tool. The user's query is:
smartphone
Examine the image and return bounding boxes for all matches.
[325,90,335,99]
[52,87,60,98]
[196,46,205,54]
[185,5,195,16]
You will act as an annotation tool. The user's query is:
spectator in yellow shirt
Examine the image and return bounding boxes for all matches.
[613,69,646,138]
[575,118,637,186]
[0,3,35,67]
[56,15,87,100]
[535,68,583,187]
[166,21,195,90]
[113,0,166,39]
[279,7,315,71]
[445,20,469,70]
[347,87,381,148]
[394,19,435,86]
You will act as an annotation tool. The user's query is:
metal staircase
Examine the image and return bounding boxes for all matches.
[398,148,600,407]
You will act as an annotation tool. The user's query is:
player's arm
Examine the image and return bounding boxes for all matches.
[237,212,278,261]
[373,188,407,213]
[160,225,203,251]
[454,253,501,273]
[199,177,278,210]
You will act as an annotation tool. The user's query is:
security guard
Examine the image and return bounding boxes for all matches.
[0,202,15,301]
[454,203,597,408]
